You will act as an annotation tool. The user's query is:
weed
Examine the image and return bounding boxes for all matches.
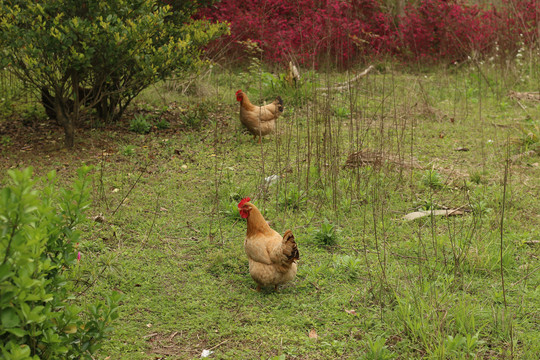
[332,254,362,279]
[120,144,136,156]
[129,114,152,134]
[279,184,306,210]
[364,336,395,360]
[220,199,242,221]
[421,168,444,189]
[1,135,12,147]
[182,103,210,129]
[155,118,170,130]
[313,220,339,247]
[333,106,350,118]
[414,199,439,211]
[516,122,539,150]
[470,200,492,217]
[469,170,487,185]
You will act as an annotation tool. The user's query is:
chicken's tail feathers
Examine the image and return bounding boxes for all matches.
[275,96,284,113]
[282,229,299,262]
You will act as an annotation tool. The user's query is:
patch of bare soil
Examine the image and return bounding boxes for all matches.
[0,117,118,174]
[0,104,229,175]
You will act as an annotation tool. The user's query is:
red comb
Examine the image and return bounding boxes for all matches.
[235,89,242,95]
[238,197,251,208]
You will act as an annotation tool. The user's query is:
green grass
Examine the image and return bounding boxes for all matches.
[2,58,540,359]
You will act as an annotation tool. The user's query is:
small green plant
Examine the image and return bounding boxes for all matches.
[182,103,211,129]
[432,333,480,358]
[421,168,444,189]
[469,170,486,185]
[516,122,539,150]
[470,200,492,217]
[313,219,339,247]
[364,336,395,360]
[280,184,306,210]
[414,199,438,211]
[121,144,136,156]
[1,135,12,147]
[221,200,242,220]
[333,255,362,279]
[129,114,152,134]
[155,118,171,130]
[333,106,350,118]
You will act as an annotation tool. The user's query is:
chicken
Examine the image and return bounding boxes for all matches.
[285,61,300,87]
[238,197,299,291]
[235,89,284,143]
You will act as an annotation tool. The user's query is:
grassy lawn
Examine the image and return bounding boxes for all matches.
[1,60,539,359]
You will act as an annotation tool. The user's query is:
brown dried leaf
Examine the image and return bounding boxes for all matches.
[308,329,318,339]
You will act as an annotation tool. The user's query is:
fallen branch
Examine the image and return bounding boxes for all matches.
[402,209,467,221]
[317,65,375,92]
[508,91,540,102]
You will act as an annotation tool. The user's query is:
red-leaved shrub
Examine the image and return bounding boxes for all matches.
[196,0,394,68]
[196,0,539,67]
[398,0,498,62]
[493,0,539,57]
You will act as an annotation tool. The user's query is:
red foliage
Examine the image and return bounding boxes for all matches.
[493,0,539,56]
[196,0,394,67]
[196,0,539,66]
[398,0,499,62]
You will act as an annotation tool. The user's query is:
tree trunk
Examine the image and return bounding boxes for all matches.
[63,120,75,148]
[54,89,75,148]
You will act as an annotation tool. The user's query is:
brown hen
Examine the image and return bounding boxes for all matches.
[236,90,284,143]
[238,197,299,291]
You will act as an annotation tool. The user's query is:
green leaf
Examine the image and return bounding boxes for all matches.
[1,308,21,328]
[6,327,27,337]
[0,263,13,282]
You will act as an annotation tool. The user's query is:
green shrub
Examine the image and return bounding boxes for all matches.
[129,114,152,134]
[0,0,228,147]
[0,167,121,359]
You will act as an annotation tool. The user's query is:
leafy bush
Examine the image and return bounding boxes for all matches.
[129,114,152,134]
[0,0,227,147]
[0,167,121,359]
